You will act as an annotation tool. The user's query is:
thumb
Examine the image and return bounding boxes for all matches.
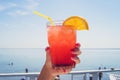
[45,47,51,63]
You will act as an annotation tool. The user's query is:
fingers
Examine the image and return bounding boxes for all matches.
[75,43,81,48]
[71,50,81,56]
[71,43,82,56]
[62,66,72,73]
[71,43,81,65]
[71,57,80,64]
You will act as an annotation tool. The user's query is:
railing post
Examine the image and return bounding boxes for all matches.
[71,74,73,80]
[91,72,98,80]
[83,73,87,80]
[25,76,29,80]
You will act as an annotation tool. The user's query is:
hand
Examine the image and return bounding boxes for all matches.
[45,43,81,76]
[37,43,81,80]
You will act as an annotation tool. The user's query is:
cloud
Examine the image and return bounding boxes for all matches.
[24,0,40,10]
[5,0,40,16]
[7,10,29,16]
[8,2,17,7]
[0,5,6,11]
[0,2,17,11]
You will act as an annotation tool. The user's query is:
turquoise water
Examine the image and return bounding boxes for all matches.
[0,48,120,80]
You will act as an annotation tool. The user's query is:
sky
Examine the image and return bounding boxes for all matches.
[0,0,120,48]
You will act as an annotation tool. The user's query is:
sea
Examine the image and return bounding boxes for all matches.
[0,48,120,80]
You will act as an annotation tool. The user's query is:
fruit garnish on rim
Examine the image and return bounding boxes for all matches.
[63,16,89,30]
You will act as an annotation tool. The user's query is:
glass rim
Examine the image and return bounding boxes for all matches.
[47,20,64,26]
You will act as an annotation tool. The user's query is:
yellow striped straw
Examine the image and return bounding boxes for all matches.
[34,11,55,26]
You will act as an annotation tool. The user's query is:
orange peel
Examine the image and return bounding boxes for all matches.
[63,16,89,30]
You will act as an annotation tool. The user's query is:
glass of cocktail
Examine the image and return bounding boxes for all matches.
[47,21,76,67]
[34,11,89,67]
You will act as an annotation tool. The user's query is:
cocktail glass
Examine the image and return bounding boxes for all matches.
[47,21,76,67]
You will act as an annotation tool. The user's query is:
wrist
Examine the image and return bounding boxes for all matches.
[43,64,55,78]
[38,64,55,80]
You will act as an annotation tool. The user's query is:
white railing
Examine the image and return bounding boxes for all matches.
[0,69,120,80]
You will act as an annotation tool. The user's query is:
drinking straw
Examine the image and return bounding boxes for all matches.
[34,11,55,26]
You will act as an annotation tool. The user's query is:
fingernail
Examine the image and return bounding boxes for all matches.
[71,47,79,52]
[71,57,75,61]
[63,68,66,73]
[45,47,50,51]
[72,62,76,68]
[75,43,81,47]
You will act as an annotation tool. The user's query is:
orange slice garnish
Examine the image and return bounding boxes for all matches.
[63,16,89,30]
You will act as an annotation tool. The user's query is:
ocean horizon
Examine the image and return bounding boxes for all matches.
[0,48,120,80]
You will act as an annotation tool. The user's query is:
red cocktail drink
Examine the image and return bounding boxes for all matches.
[47,22,76,66]
[34,11,89,66]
